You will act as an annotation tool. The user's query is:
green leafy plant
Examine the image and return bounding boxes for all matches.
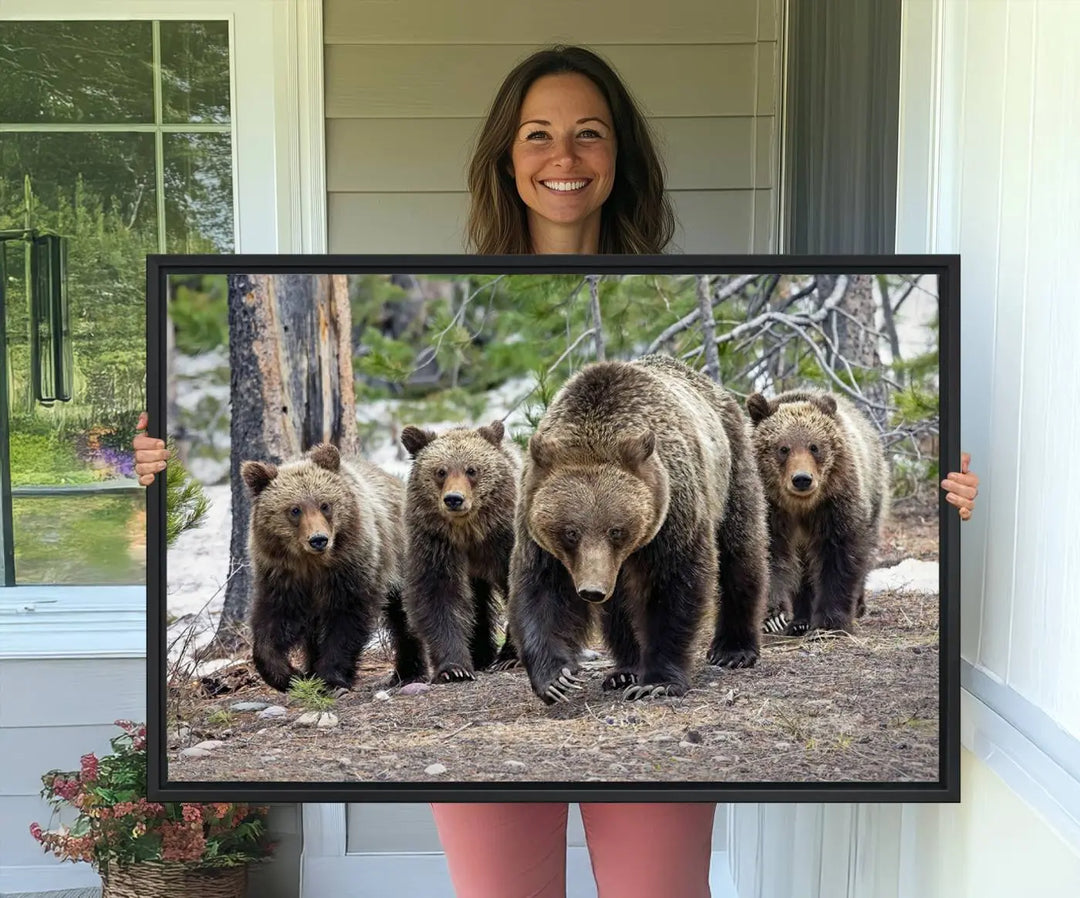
[30,721,274,874]
[286,676,337,712]
[165,438,209,547]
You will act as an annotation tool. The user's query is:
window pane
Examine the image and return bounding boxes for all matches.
[164,132,235,252]
[0,22,154,124]
[2,132,155,585]
[11,492,146,585]
[160,21,232,124]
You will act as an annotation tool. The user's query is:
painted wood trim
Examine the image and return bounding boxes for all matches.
[289,0,328,252]
[301,803,348,858]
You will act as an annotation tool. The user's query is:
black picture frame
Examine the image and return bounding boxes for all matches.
[146,253,960,804]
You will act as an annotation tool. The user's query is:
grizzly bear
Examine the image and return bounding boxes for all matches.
[241,442,425,692]
[399,420,520,682]
[746,389,889,635]
[507,354,770,704]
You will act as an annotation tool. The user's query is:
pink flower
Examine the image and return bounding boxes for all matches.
[80,753,99,782]
[181,804,203,824]
[29,822,43,842]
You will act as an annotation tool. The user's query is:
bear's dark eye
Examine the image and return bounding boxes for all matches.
[289,506,301,518]
[320,502,331,514]
[563,528,580,546]
[435,467,447,480]
[809,444,819,455]
[608,527,624,543]
[466,467,478,478]
[779,446,790,456]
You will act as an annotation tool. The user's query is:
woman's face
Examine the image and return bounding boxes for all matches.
[509,72,617,246]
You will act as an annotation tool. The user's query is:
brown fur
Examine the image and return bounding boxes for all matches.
[400,420,520,682]
[747,389,890,634]
[508,354,770,704]
[242,443,423,692]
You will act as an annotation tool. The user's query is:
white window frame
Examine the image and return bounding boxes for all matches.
[0,0,326,626]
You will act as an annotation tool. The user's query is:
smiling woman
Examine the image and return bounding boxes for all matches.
[465,45,674,255]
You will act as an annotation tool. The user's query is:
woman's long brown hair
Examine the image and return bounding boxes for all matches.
[465,46,675,255]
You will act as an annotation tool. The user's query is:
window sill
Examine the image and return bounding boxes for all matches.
[0,586,145,660]
[962,663,1080,852]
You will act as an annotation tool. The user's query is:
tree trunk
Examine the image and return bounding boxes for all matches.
[587,275,605,362]
[696,275,719,381]
[209,273,358,653]
[834,274,887,427]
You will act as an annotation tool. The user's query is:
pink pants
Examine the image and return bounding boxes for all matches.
[430,802,716,898]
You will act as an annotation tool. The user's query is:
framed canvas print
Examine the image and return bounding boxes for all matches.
[146,254,960,803]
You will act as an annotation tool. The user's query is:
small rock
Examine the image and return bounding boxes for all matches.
[425,763,447,775]
[338,757,352,766]
[256,728,268,736]
[316,712,340,729]
[505,760,527,770]
[912,646,924,655]
[651,733,676,743]
[192,740,224,751]
[725,689,736,705]
[684,729,703,744]
[231,701,269,712]
[774,741,792,750]
[295,711,321,727]
[678,741,699,749]
[399,682,431,696]
[180,747,212,759]
[258,705,287,719]
[374,690,391,702]
[260,755,276,762]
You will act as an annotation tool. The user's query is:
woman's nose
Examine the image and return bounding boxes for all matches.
[549,134,579,165]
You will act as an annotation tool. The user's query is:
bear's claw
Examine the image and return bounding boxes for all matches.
[623,682,685,700]
[542,667,586,703]
[707,647,758,668]
[488,658,521,672]
[602,670,638,691]
[763,611,790,634]
[436,665,475,682]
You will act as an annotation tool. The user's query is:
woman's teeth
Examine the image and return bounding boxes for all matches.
[542,180,588,192]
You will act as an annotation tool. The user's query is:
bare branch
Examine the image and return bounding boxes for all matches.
[645,273,761,354]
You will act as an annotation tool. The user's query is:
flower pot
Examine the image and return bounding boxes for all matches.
[100,861,247,898]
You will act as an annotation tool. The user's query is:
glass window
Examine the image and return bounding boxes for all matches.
[0,20,233,585]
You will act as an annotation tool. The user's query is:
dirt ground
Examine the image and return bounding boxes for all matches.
[165,498,942,787]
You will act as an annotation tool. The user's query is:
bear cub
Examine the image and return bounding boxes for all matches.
[508,354,770,705]
[400,420,520,682]
[746,390,889,635]
[242,442,424,692]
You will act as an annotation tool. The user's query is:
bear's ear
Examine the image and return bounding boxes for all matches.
[746,393,772,424]
[815,394,838,416]
[308,443,340,472]
[241,460,278,497]
[477,419,505,447]
[401,425,436,458]
[616,429,656,471]
[529,431,558,470]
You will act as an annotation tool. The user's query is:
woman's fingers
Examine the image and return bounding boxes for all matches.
[940,476,978,500]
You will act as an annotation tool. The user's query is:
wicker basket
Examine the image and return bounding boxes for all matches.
[100,862,247,898]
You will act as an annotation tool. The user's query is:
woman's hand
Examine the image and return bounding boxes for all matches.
[941,452,979,521]
[132,412,169,486]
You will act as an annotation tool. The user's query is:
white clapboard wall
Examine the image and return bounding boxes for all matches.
[728,0,1080,895]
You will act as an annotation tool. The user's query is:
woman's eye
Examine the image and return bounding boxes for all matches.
[579,129,601,139]
[525,130,549,141]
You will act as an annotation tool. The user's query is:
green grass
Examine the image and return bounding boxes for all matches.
[12,493,146,585]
